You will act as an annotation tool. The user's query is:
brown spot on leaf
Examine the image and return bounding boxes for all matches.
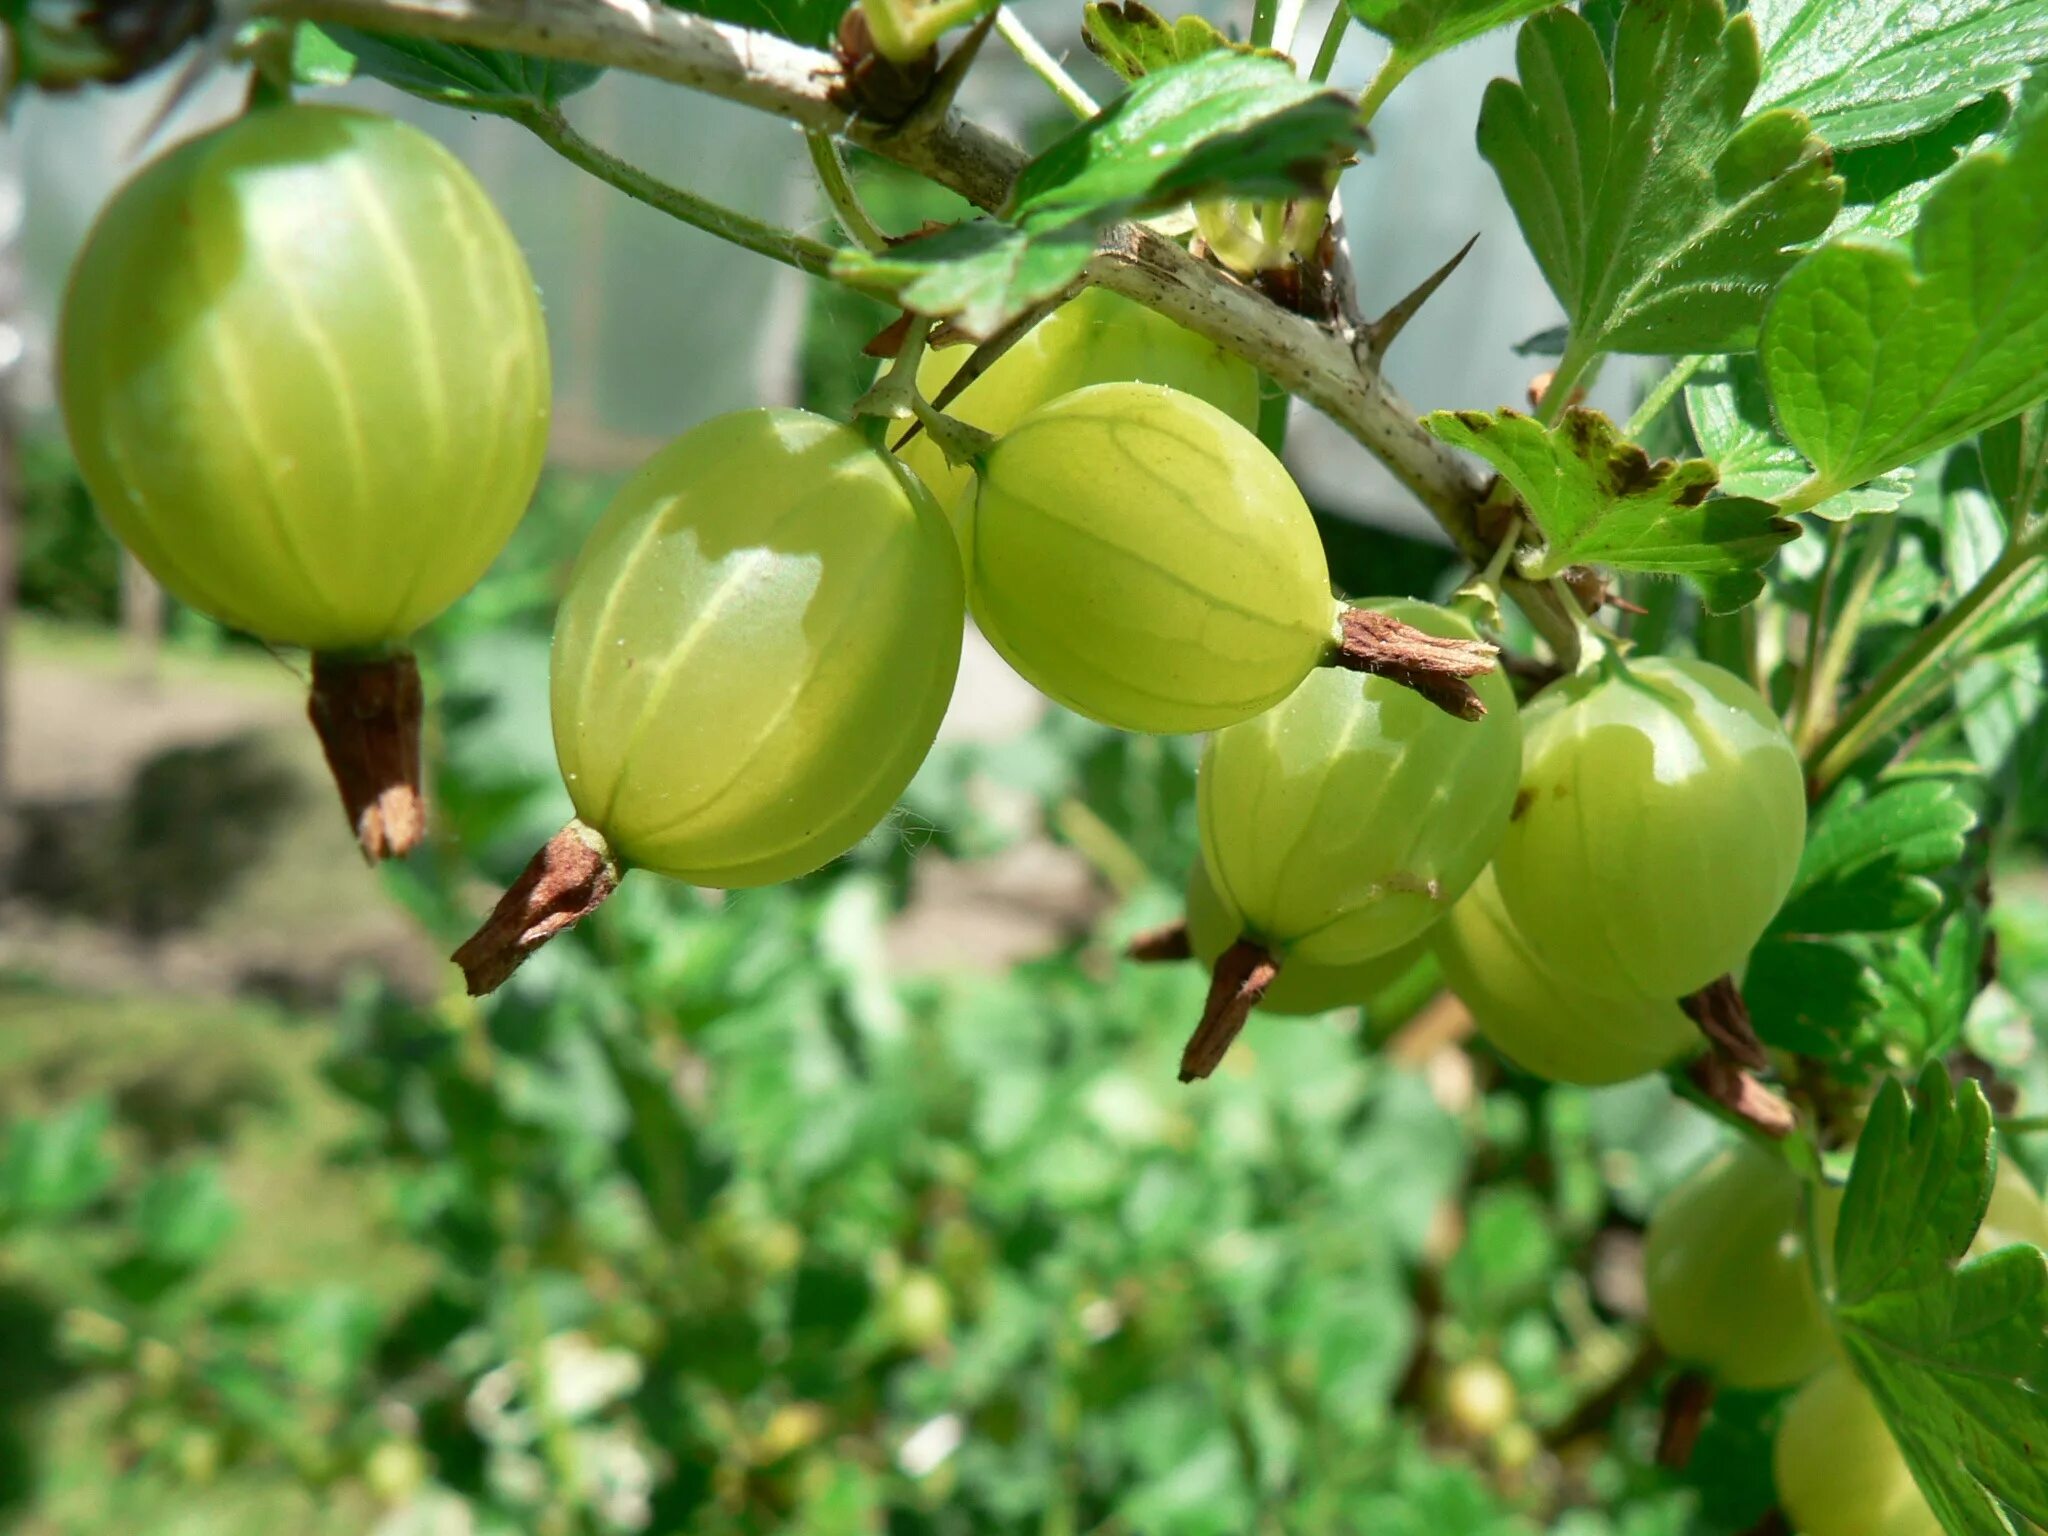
[1511,788,1533,821]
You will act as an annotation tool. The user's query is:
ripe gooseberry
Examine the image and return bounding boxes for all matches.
[963,382,1327,734]
[1184,860,1426,1018]
[894,288,1260,511]
[964,385,1499,735]
[1775,1365,1941,1536]
[453,408,964,993]
[1432,866,1697,1085]
[1181,601,1520,1077]
[59,103,551,858]
[1490,655,1806,1001]
[1643,1141,1833,1390]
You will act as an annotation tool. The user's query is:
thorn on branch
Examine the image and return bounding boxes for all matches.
[1179,940,1277,1082]
[1126,917,1193,963]
[1680,975,1769,1072]
[863,310,920,358]
[1366,233,1478,360]
[1332,607,1498,720]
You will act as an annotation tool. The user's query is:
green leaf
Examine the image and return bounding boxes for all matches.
[1760,100,2048,496]
[1750,0,2048,149]
[1685,355,1912,520]
[1831,1064,2048,1536]
[1442,1186,1557,1323]
[314,25,602,111]
[291,25,357,86]
[1773,778,1978,935]
[838,53,1363,334]
[836,220,1097,339]
[1082,0,1264,81]
[0,1097,116,1224]
[1345,0,1553,67]
[1856,909,1988,1063]
[1007,53,1362,228]
[1477,0,1841,358]
[1422,406,1798,610]
[1827,92,2013,242]
[130,1162,238,1267]
[1743,936,1880,1057]
[1980,401,2048,530]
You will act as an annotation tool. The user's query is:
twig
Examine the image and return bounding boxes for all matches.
[1308,3,1348,82]
[806,131,889,251]
[994,5,1097,118]
[1623,353,1705,440]
[519,107,839,278]
[1354,46,1411,129]
[1807,539,2048,794]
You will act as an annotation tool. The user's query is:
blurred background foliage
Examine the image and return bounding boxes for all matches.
[2,11,2046,1535]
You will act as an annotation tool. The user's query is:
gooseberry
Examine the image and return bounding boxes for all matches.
[1644,1140,1833,1390]
[454,408,964,993]
[1490,655,1806,1001]
[1197,601,1521,967]
[895,287,1260,511]
[1178,601,1520,1077]
[59,103,551,857]
[1775,1364,1942,1536]
[963,382,1333,734]
[1432,866,1697,1086]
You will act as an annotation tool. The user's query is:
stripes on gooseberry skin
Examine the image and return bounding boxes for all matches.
[60,106,550,654]
[545,410,964,890]
[966,382,1332,734]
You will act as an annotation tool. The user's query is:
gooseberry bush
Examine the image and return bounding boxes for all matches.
[12,0,2048,1529]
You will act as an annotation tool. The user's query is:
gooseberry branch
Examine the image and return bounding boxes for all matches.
[272,0,1582,660]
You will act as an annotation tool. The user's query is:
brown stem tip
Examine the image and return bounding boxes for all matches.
[1686,1053,1796,1140]
[1126,918,1193,963]
[1656,1370,1716,1470]
[1680,974,1769,1072]
[452,820,621,996]
[1333,608,1498,721]
[308,651,425,863]
[1178,939,1278,1083]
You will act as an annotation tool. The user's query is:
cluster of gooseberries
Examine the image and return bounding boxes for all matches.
[58,99,1513,1000]
[1643,1141,2048,1536]
[60,102,1813,1054]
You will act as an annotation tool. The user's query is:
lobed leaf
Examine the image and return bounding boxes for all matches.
[1773,777,1978,936]
[1082,0,1267,81]
[1750,0,2048,149]
[1685,355,1912,520]
[1761,97,2048,497]
[1826,92,2013,243]
[1423,405,1797,610]
[1477,0,1841,359]
[1344,0,1552,67]
[1831,1065,2048,1536]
